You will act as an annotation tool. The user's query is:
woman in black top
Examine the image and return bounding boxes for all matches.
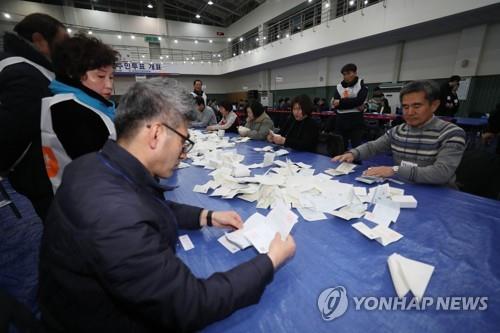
[267,94,319,152]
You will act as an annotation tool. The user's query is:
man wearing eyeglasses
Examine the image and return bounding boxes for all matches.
[39,78,296,332]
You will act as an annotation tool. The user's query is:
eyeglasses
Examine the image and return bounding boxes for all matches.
[147,123,195,154]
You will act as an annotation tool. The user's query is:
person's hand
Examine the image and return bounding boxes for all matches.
[272,134,286,145]
[211,211,243,230]
[331,152,354,163]
[332,99,340,108]
[266,131,274,143]
[206,125,215,131]
[363,166,394,178]
[482,132,496,145]
[238,126,250,136]
[267,233,296,270]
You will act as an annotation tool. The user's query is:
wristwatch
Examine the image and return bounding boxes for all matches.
[392,166,399,173]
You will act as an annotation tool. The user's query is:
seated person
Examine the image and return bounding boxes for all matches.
[41,34,118,193]
[332,80,466,186]
[190,96,217,128]
[267,94,319,152]
[238,101,274,140]
[482,102,500,155]
[366,87,391,114]
[207,101,239,133]
[39,78,296,332]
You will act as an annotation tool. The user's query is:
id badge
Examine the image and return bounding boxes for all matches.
[401,160,418,168]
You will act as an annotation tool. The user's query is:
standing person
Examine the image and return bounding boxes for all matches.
[267,94,319,152]
[0,13,67,220]
[331,63,368,151]
[190,96,217,128]
[437,75,460,117]
[482,103,500,155]
[207,101,239,133]
[41,34,119,193]
[190,79,207,105]
[39,78,295,332]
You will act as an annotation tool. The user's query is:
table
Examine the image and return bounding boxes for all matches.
[162,136,500,332]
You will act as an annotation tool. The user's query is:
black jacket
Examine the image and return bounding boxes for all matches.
[50,76,112,159]
[281,115,319,152]
[437,82,459,117]
[0,32,54,219]
[39,140,274,332]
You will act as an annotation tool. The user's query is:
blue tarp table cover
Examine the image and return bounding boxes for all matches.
[162,135,500,333]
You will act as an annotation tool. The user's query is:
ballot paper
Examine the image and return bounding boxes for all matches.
[392,195,418,208]
[233,137,251,143]
[297,207,328,222]
[325,162,357,176]
[177,162,190,169]
[370,184,392,204]
[296,162,312,169]
[355,175,385,184]
[217,235,240,253]
[275,149,289,157]
[232,164,251,178]
[253,146,274,152]
[262,152,276,167]
[364,200,401,228]
[330,205,366,220]
[352,222,403,246]
[387,253,435,301]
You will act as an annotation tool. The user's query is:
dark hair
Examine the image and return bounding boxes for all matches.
[115,78,192,141]
[52,34,119,80]
[193,79,202,86]
[341,63,357,74]
[219,101,232,113]
[248,101,264,118]
[291,94,314,117]
[449,75,461,83]
[399,80,441,103]
[194,96,205,106]
[14,13,65,45]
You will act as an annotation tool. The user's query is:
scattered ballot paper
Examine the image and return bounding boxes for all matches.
[275,149,289,157]
[364,200,401,228]
[392,195,418,208]
[262,152,276,167]
[297,207,328,222]
[178,234,194,251]
[177,162,190,169]
[325,162,357,176]
[253,146,274,152]
[387,253,435,301]
[352,222,403,246]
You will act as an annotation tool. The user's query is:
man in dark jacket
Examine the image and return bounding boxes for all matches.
[331,63,368,151]
[0,13,67,219]
[436,75,460,117]
[39,78,296,332]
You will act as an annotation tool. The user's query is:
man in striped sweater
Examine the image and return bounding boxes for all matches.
[332,80,466,186]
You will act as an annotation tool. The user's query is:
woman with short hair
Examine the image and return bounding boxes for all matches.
[238,101,274,140]
[206,100,239,133]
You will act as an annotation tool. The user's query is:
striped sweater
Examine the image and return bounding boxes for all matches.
[350,116,466,185]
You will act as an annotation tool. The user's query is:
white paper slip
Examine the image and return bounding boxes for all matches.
[336,162,357,174]
[392,195,418,208]
[364,200,401,227]
[354,187,367,197]
[387,253,435,301]
[331,207,365,220]
[178,234,194,251]
[297,207,328,222]
[389,187,405,197]
[275,149,289,157]
[273,160,288,168]
[296,162,312,169]
[177,162,190,169]
[325,168,345,177]
[232,165,251,177]
[262,152,276,167]
[225,229,252,249]
[253,146,274,152]
[352,222,403,246]
[217,235,240,253]
[247,163,263,169]
[193,184,210,194]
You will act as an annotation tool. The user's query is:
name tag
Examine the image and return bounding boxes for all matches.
[400,160,418,168]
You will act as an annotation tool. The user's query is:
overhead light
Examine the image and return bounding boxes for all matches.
[208,0,213,4]
[131,35,135,39]
[88,30,93,35]
[308,0,313,2]
[174,39,178,43]
[349,0,355,6]
[208,61,211,64]
[158,36,161,40]
[219,59,222,62]
[263,36,267,40]
[276,34,280,38]
[141,55,145,58]
[191,57,195,60]
[286,33,289,38]
[140,61,143,64]
[160,56,163,59]
[217,54,221,57]
[233,53,236,56]
[227,37,232,42]
[255,37,259,41]
[201,60,204,63]
[117,35,122,39]
[3,13,11,19]
[183,61,186,64]
[209,39,213,43]
[186,57,189,60]
[239,37,244,41]
[191,61,194,64]
[166,55,169,58]
[194,40,198,44]
[147,3,153,8]
[66,28,72,33]
[364,0,368,4]
[325,2,330,8]
[240,50,244,54]
[195,14,200,19]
